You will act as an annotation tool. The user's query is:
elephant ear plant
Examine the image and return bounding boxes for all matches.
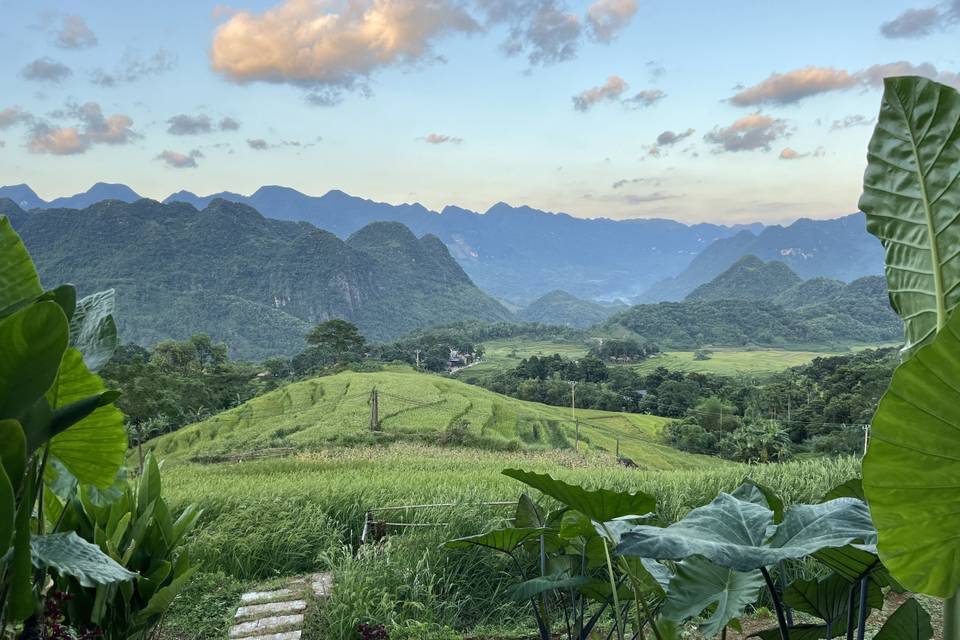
[857,75,960,639]
[0,215,199,637]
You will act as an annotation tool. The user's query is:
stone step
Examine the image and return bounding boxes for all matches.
[235,600,307,622]
[228,614,304,639]
[240,588,301,606]
[238,632,301,640]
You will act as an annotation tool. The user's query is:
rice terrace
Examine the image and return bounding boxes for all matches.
[1,4,959,640]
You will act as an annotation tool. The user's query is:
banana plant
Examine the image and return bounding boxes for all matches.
[858,75,960,639]
[0,215,132,634]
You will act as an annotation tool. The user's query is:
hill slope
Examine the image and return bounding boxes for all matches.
[685,255,802,302]
[642,213,883,301]
[3,198,511,358]
[145,369,708,470]
[518,290,626,327]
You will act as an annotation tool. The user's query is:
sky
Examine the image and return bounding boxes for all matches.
[0,0,958,224]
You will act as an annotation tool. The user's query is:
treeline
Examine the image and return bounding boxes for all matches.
[478,347,897,461]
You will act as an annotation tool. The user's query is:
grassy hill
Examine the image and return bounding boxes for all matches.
[145,368,711,470]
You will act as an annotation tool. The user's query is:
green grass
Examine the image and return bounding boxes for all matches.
[627,348,830,376]
[159,447,862,639]
[145,368,708,470]
[455,338,589,384]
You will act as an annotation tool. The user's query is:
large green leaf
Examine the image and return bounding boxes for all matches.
[503,469,655,523]
[0,216,43,312]
[618,493,874,571]
[783,574,877,629]
[506,574,590,601]
[862,307,960,596]
[31,532,138,587]
[661,556,764,637]
[47,348,127,488]
[874,599,934,640]
[0,464,14,555]
[859,76,960,355]
[69,289,118,372]
[0,419,26,492]
[445,527,546,553]
[0,301,69,420]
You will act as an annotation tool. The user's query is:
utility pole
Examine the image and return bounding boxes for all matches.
[570,380,579,452]
[862,424,869,456]
[370,388,380,432]
[414,349,421,370]
[616,438,620,460]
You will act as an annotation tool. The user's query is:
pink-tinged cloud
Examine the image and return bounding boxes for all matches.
[156,149,203,168]
[0,107,33,130]
[586,0,637,42]
[704,113,789,152]
[730,66,857,106]
[857,61,960,89]
[572,75,627,111]
[422,133,462,144]
[28,102,137,155]
[211,0,479,92]
[28,126,88,155]
[56,16,97,49]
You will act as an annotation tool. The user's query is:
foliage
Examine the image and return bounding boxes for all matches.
[858,75,960,613]
[48,453,200,638]
[518,290,626,328]
[306,319,368,364]
[686,255,802,302]
[0,215,134,634]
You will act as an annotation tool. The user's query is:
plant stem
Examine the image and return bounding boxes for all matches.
[945,591,960,640]
[845,582,857,640]
[602,538,625,640]
[855,576,868,640]
[760,567,790,640]
[778,560,793,626]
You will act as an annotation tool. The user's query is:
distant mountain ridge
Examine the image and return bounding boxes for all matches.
[0,182,886,305]
[641,213,884,302]
[1,197,511,358]
[1,182,756,302]
[604,255,901,349]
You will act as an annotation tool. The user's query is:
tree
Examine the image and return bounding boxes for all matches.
[306,319,367,363]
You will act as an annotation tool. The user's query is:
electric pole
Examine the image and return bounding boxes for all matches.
[414,349,421,370]
[370,388,380,432]
[570,381,579,452]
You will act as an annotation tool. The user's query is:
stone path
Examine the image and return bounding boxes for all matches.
[229,573,333,640]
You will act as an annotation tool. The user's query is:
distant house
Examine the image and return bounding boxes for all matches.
[447,349,477,372]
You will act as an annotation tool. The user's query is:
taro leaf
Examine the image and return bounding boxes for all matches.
[814,545,882,582]
[873,598,934,640]
[69,289,118,372]
[503,468,655,523]
[618,493,874,572]
[577,578,634,602]
[31,532,137,587]
[47,348,127,488]
[445,527,546,553]
[862,307,960,596]
[0,216,43,313]
[859,76,960,356]
[822,479,865,502]
[506,574,590,601]
[661,556,764,637]
[784,574,860,626]
[0,301,69,420]
[733,478,784,523]
[515,492,544,528]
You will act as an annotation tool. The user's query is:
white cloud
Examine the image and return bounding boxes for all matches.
[56,16,97,49]
[585,0,636,42]
[156,149,203,168]
[421,133,463,144]
[28,102,137,155]
[572,75,627,111]
[704,113,789,152]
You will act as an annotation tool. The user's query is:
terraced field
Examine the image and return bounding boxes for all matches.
[145,368,710,470]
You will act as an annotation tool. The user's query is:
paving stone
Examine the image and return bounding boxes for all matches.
[309,572,334,598]
[235,600,307,621]
[242,632,301,640]
[228,614,303,638]
[239,589,298,605]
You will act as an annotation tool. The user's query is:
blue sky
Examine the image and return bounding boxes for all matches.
[0,0,957,224]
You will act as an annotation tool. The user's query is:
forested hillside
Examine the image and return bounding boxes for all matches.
[685,255,802,301]
[518,290,626,327]
[643,213,884,301]
[2,198,510,358]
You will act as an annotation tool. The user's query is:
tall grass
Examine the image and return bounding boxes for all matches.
[161,445,860,639]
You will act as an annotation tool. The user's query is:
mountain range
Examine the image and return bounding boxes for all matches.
[1,197,510,359]
[603,255,901,349]
[517,290,627,328]
[0,181,886,312]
